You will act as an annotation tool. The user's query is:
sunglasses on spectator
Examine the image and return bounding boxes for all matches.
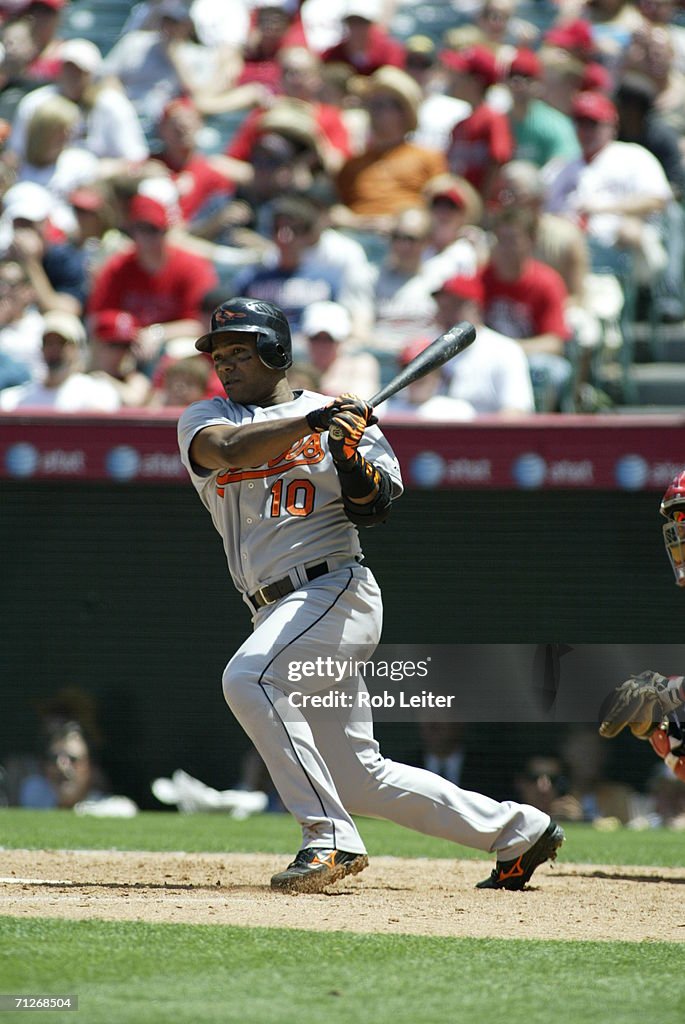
[368,97,404,111]
[391,231,426,242]
[130,222,165,235]
[406,54,433,70]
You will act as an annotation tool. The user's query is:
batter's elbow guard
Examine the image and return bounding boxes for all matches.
[337,457,393,527]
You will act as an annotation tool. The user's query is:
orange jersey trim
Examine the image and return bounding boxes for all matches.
[216,434,325,496]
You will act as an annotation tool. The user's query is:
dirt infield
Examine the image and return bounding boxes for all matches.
[1,849,684,941]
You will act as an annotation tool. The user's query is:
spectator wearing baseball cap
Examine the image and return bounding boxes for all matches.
[380,315,481,422]
[487,159,611,388]
[442,45,514,199]
[420,174,486,293]
[154,97,236,227]
[222,47,352,178]
[433,273,536,414]
[614,71,685,320]
[88,309,151,407]
[505,48,580,167]
[481,206,573,412]
[214,129,303,241]
[371,206,439,353]
[476,0,544,57]
[101,0,206,130]
[1,180,92,320]
[87,193,217,366]
[299,298,380,396]
[0,259,46,385]
[236,0,307,93]
[403,34,471,153]
[545,89,673,288]
[320,0,406,76]
[585,0,644,70]
[230,195,359,338]
[18,0,67,85]
[334,65,447,230]
[0,307,121,412]
[6,36,149,168]
[543,19,596,62]
[638,0,685,75]
[537,46,587,118]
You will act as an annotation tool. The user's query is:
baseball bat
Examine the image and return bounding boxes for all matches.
[368,321,477,408]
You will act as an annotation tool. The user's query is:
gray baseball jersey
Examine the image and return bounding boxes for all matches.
[177,389,403,599]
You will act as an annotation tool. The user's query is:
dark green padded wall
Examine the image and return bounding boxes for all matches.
[1,485,671,805]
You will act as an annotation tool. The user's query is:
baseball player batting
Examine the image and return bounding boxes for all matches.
[177,296,564,893]
[599,471,685,780]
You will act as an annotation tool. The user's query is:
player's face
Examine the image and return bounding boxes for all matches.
[210,333,283,405]
[663,514,685,586]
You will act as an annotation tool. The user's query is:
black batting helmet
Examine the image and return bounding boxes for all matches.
[195,296,292,369]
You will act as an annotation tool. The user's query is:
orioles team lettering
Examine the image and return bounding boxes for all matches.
[216,434,325,496]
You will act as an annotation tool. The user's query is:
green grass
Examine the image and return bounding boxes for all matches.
[0,918,682,1024]
[1,808,684,867]
[1,811,683,1023]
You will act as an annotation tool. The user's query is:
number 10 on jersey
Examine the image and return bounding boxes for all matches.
[269,478,315,517]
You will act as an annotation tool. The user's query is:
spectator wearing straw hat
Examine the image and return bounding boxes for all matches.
[334,65,447,231]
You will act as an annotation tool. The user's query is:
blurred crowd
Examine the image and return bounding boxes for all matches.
[4,692,683,827]
[0,0,683,415]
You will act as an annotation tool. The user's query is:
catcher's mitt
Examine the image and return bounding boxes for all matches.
[598,671,684,739]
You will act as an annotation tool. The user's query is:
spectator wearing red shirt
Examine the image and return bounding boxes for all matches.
[227,46,352,174]
[320,0,405,76]
[88,194,217,366]
[238,0,307,93]
[155,97,235,226]
[481,206,573,411]
[442,45,514,200]
[15,0,65,83]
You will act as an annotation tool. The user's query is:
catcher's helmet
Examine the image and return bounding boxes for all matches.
[195,297,292,369]
[661,470,685,586]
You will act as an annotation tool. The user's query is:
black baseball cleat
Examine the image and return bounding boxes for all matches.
[270,848,369,893]
[476,821,565,891]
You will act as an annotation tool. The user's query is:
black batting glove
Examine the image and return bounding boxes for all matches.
[306,400,340,433]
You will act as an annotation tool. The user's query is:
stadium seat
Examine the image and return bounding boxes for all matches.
[586,239,639,405]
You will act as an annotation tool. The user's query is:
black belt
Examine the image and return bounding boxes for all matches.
[248,562,331,611]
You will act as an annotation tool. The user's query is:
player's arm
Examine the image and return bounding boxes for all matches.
[189,402,342,471]
[649,715,685,782]
[327,397,393,527]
